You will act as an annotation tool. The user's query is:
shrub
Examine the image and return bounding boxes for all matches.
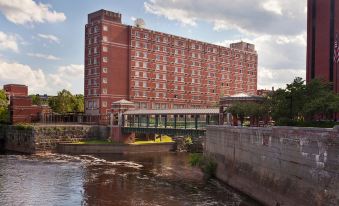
[189,153,217,179]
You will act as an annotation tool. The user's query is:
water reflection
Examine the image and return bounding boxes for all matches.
[0,153,260,206]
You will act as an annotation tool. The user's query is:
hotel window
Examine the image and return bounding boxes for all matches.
[103,57,108,63]
[175,58,178,64]
[143,72,147,78]
[136,41,140,48]
[163,56,167,62]
[156,92,160,98]
[94,37,97,44]
[135,71,139,77]
[143,62,147,68]
[181,86,184,91]
[143,52,147,58]
[143,82,147,88]
[163,47,167,52]
[94,26,98,33]
[191,43,195,49]
[93,58,97,65]
[136,31,140,38]
[102,88,107,94]
[156,55,160,60]
[163,65,167,71]
[144,33,148,39]
[136,51,141,57]
[135,91,139,97]
[156,36,160,42]
[101,46,107,52]
[135,61,140,67]
[102,36,107,42]
[163,83,166,89]
[162,74,166,80]
[156,83,159,88]
[103,25,108,31]
[88,89,91,95]
[192,79,195,83]
[175,85,178,90]
[156,64,160,70]
[175,76,178,82]
[88,48,91,56]
[88,58,92,65]
[102,67,108,73]
[175,49,178,55]
[143,43,147,49]
[94,47,98,54]
[156,74,160,79]
[155,45,160,51]
[135,81,139,87]
[175,67,178,72]
[174,40,178,46]
[102,101,107,107]
[163,37,167,43]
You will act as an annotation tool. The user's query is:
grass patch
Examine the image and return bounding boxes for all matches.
[74,139,116,144]
[189,153,217,179]
[132,135,174,145]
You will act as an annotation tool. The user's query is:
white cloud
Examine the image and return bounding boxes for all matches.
[0,60,47,94]
[27,53,60,61]
[145,0,308,89]
[216,33,306,89]
[144,0,306,35]
[48,64,84,92]
[37,33,60,44]
[0,59,83,95]
[0,31,19,52]
[0,0,66,25]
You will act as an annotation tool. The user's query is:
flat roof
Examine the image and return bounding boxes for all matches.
[124,108,219,115]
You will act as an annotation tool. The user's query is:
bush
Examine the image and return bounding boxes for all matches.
[14,123,33,131]
[189,153,217,179]
[276,118,339,128]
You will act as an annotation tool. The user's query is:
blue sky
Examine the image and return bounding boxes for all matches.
[0,0,307,95]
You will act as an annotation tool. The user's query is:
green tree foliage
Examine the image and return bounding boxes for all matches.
[48,90,84,114]
[30,94,48,106]
[0,89,9,123]
[268,77,339,123]
[227,102,268,125]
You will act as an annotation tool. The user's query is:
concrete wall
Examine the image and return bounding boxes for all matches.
[57,142,174,154]
[205,125,339,206]
[4,125,110,154]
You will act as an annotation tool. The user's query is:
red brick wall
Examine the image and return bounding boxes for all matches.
[307,0,339,92]
[84,9,258,114]
[4,84,28,96]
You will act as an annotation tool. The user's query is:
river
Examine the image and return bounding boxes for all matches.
[0,152,260,206]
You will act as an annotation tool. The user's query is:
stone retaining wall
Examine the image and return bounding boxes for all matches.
[4,124,110,153]
[57,142,174,154]
[205,125,339,206]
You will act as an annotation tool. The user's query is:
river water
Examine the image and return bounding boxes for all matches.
[0,152,260,206]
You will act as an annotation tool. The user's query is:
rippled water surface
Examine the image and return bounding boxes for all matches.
[0,152,260,206]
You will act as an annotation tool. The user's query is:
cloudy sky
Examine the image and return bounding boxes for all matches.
[0,0,307,95]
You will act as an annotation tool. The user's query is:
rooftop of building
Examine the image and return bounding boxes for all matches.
[86,9,257,54]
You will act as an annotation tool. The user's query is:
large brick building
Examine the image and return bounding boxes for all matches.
[84,9,258,115]
[307,0,339,92]
[3,84,51,124]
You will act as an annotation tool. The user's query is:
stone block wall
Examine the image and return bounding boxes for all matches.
[5,125,110,153]
[205,126,339,206]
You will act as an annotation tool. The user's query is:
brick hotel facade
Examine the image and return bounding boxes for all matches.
[84,10,258,115]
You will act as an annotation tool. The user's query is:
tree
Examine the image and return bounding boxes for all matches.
[48,90,84,114]
[0,89,9,123]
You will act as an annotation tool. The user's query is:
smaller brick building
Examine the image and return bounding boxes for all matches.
[3,84,51,124]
